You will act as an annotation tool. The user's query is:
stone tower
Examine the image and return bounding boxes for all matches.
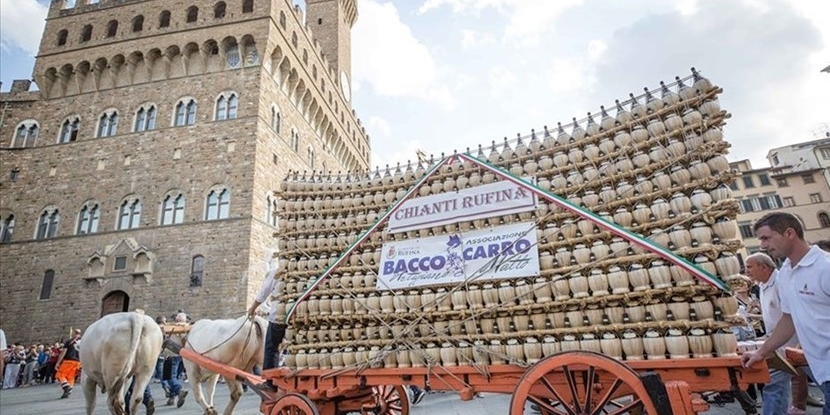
[0,0,370,343]
[305,0,357,102]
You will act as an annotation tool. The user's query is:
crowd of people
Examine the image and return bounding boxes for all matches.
[0,332,77,391]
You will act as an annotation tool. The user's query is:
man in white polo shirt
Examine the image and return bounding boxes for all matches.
[742,212,830,415]
[745,252,798,415]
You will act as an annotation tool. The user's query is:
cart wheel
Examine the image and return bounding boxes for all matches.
[509,351,659,415]
[364,385,409,415]
[270,392,321,415]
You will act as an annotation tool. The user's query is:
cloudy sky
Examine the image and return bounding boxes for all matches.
[2,0,828,170]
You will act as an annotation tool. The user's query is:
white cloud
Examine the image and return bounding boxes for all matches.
[460,29,494,49]
[370,140,427,171]
[0,0,48,55]
[419,0,583,46]
[353,0,455,111]
[366,116,392,137]
[488,66,517,96]
[587,40,607,61]
[548,58,592,93]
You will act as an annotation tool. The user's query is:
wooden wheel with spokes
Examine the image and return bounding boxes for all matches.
[510,351,660,415]
[270,392,321,415]
[363,385,409,415]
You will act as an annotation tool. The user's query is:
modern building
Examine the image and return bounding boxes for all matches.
[730,138,830,257]
[0,0,370,344]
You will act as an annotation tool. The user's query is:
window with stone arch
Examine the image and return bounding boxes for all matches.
[77,202,100,235]
[214,92,239,121]
[106,20,118,37]
[266,193,278,227]
[11,120,39,148]
[205,187,230,220]
[58,115,80,143]
[40,270,55,300]
[57,29,68,46]
[81,25,92,42]
[117,198,142,230]
[291,129,300,152]
[186,6,199,23]
[308,145,315,169]
[190,255,204,287]
[36,207,60,240]
[819,211,830,228]
[159,10,171,28]
[161,192,186,225]
[0,213,15,243]
[271,104,281,133]
[134,103,157,132]
[214,1,226,18]
[291,32,297,48]
[97,109,119,138]
[279,11,286,29]
[174,98,197,126]
[132,15,144,32]
[242,0,253,13]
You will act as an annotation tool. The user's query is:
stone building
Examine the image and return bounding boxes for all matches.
[0,0,369,344]
[729,138,830,259]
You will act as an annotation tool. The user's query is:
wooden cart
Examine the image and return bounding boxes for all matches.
[181,72,773,414]
[181,347,769,415]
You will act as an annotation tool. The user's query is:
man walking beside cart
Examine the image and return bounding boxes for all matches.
[742,212,830,415]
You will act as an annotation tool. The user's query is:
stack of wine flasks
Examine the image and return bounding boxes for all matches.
[273,68,749,371]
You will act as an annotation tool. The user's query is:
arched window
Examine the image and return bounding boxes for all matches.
[40,270,55,300]
[134,104,157,132]
[36,209,60,239]
[205,188,230,220]
[186,6,199,23]
[291,32,297,47]
[190,255,204,287]
[81,25,92,42]
[77,203,100,235]
[12,120,39,148]
[132,15,144,32]
[242,0,253,13]
[58,117,80,143]
[0,214,14,243]
[159,10,171,28]
[308,146,315,169]
[290,129,298,152]
[271,105,281,133]
[214,1,226,18]
[214,92,238,120]
[279,11,286,29]
[174,98,197,126]
[302,49,308,64]
[57,29,68,46]
[97,111,119,137]
[161,194,186,225]
[819,212,830,228]
[106,20,118,37]
[118,199,141,230]
[266,195,278,226]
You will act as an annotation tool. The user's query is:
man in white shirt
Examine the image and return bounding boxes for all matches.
[247,249,286,372]
[746,252,798,415]
[742,212,830,415]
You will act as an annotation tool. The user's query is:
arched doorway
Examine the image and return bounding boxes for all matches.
[101,290,130,316]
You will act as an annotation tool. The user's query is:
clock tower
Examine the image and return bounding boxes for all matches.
[306,0,357,102]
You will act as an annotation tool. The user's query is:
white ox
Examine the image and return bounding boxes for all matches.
[182,315,267,415]
[80,311,163,415]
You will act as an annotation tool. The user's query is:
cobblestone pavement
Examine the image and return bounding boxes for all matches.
[0,381,823,414]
